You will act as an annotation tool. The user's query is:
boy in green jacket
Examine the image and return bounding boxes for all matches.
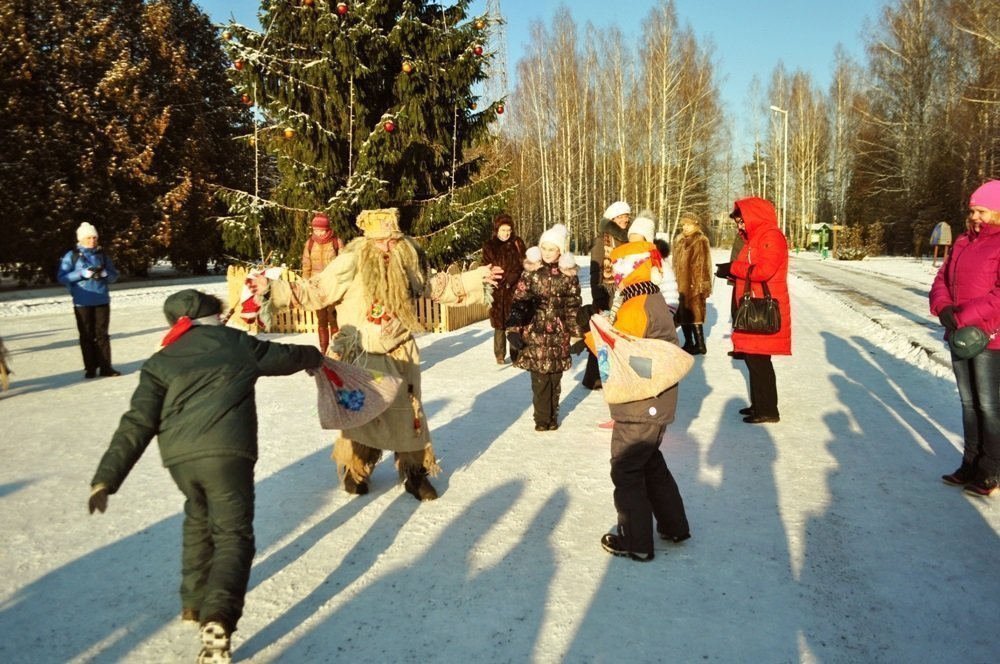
[88,289,323,664]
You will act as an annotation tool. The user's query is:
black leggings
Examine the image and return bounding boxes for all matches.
[744,353,778,417]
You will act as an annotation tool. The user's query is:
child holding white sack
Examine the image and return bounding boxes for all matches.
[510,224,583,431]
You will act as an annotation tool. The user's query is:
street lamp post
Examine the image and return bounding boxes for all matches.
[769,105,788,237]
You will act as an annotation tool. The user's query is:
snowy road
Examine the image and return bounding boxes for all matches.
[0,254,998,663]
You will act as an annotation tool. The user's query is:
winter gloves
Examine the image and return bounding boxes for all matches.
[88,485,109,514]
[714,262,732,279]
[938,306,958,331]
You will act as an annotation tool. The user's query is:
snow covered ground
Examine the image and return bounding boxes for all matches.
[1,251,998,663]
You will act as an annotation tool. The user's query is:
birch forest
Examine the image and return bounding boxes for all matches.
[500,0,1000,254]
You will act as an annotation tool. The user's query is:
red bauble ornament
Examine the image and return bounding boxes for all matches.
[473,45,484,56]
[303,0,314,6]
[383,120,396,133]
[496,104,505,115]
[233,59,244,71]
[336,2,348,15]
[402,61,413,74]
[241,94,252,105]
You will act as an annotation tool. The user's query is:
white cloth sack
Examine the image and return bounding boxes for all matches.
[588,313,694,404]
[315,356,403,429]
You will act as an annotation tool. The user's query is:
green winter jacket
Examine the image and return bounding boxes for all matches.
[91,325,322,493]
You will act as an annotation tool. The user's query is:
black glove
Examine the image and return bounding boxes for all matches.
[576,304,595,331]
[88,486,109,514]
[506,331,525,352]
[569,339,587,356]
[938,306,957,331]
[715,262,732,279]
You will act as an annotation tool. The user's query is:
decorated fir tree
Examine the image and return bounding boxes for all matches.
[219,0,508,268]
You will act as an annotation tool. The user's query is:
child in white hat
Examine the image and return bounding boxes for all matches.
[508,224,584,431]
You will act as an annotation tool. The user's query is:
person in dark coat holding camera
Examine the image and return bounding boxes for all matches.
[57,222,120,379]
[481,213,527,364]
[584,201,631,389]
[87,289,323,663]
[716,197,791,424]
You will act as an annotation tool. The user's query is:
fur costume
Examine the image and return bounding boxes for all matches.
[264,213,487,489]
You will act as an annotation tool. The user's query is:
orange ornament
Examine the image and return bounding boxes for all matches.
[336,2,348,15]
[402,61,413,74]
[283,127,295,139]
[233,59,244,71]
[474,19,486,30]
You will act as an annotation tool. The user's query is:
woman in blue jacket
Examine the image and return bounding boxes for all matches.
[57,222,120,378]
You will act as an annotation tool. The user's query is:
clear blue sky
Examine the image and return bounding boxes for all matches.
[197,0,879,148]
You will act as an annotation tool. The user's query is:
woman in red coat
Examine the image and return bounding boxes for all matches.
[725,197,791,424]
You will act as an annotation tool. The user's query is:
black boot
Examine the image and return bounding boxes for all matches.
[681,325,696,354]
[693,324,707,355]
[343,473,369,495]
[404,467,438,501]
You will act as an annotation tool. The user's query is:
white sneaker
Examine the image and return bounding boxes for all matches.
[197,621,231,664]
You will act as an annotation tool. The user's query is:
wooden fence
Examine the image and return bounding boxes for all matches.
[226,265,490,334]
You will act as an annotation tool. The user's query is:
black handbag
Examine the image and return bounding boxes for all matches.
[733,269,781,334]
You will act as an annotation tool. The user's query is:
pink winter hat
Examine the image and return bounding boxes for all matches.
[969,180,1000,212]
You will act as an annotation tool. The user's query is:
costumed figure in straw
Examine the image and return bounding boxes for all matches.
[254,208,502,501]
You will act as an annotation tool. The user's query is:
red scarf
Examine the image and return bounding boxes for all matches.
[310,229,335,245]
[160,316,193,348]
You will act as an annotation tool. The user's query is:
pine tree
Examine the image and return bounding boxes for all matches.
[220,0,508,268]
[0,0,252,282]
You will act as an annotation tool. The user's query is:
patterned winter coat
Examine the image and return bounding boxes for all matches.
[512,259,583,374]
[729,197,792,356]
[481,222,527,329]
[929,222,1000,350]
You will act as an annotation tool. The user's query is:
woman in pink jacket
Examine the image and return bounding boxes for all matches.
[929,180,1000,497]
[720,197,791,424]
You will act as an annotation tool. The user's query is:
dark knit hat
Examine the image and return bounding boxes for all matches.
[163,289,223,324]
[311,213,330,229]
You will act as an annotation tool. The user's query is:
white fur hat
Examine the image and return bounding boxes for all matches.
[76,222,99,241]
[525,246,542,263]
[603,201,631,220]
[627,216,655,243]
[538,223,568,251]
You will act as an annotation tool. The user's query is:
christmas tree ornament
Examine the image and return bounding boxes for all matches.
[496,104,505,115]
[402,61,413,74]
[241,94,252,105]
[469,102,477,110]
[283,127,295,139]
[474,18,486,30]
[222,30,232,41]
[336,2,348,15]
[383,120,396,133]
[303,0,315,6]
[473,45,484,56]
[233,59,244,71]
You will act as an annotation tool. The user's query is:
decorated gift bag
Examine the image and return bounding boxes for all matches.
[588,314,694,404]
[315,356,404,429]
